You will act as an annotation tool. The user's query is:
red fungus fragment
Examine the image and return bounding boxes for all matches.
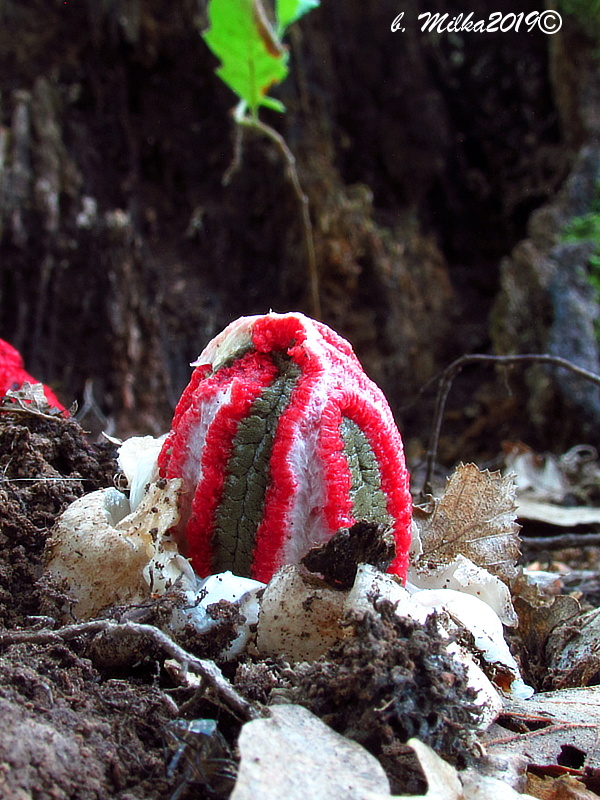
[0,338,66,411]
[158,313,412,583]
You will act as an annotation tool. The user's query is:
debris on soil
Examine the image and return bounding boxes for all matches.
[163,717,237,800]
[0,396,117,627]
[292,604,483,765]
[238,600,483,792]
[300,520,397,590]
[4,392,600,799]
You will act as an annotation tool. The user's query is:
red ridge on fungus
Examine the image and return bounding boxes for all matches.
[159,352,278,572]
[317,395,354,532]
[339,388,412,577]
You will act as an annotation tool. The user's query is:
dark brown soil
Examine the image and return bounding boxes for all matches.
[0,642,176,800]
[0,402,182,799]
[0,399,254,799]
[0,399,487,798]
[0,402,117,628]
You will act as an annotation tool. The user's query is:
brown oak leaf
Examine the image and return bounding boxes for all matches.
[413,463,521,581]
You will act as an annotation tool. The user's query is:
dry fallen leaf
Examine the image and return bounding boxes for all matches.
[547,608,600,689]
[4,380,65,417]
[413,463,521,581]
[504,444,568,502]
[516,499,600,528]
[513,594,581,689]
[230,704,390,800]
[526,773,600,799]
[504,442,600,508]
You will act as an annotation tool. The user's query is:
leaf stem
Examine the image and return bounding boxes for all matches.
[237,114,321,320]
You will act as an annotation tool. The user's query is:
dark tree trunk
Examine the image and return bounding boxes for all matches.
[0,0,590,458]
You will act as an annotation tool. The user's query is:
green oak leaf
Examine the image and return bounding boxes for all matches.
[203,0,289,114]
[276,0,320,35]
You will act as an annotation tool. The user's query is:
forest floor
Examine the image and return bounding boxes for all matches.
[2,396,600,800]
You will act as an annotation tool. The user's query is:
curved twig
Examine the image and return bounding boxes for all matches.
[0,619,259,721]
[420,353,600,500]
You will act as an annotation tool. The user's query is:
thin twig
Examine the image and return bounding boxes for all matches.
[0,619,259,721]
[486,721,598,746]
[522,532,600,551]
[222,123,244,187]
[238,115,321,320]
[421,353,600,500]
[0,477,86,483]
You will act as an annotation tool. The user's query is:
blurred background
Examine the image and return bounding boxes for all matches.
[0,0,598,472]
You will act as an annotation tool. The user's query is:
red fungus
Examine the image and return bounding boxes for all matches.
[158,313,412,583]
[0,339,66,411]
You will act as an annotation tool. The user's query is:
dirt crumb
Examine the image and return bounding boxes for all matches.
[301,521,397,590]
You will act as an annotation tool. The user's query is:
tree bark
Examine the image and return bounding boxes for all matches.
[0,0,580,451]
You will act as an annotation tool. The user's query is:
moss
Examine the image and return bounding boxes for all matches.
[561,182,600,338]
[558,0,600,46]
